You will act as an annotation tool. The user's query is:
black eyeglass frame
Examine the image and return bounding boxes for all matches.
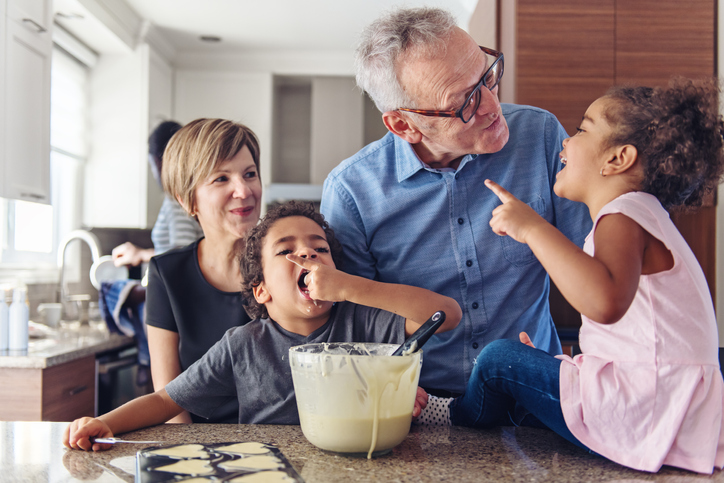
[397,46,504,124]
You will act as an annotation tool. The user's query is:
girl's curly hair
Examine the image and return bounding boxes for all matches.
[240,201,343,320]
[601,77,724,210]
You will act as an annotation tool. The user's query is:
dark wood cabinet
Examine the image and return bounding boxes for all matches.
[0,355,95,421]
[616,1,715,87]
[516,0,717,330]
[517,0,615,136]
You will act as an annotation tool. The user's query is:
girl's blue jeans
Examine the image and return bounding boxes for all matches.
[450,339,589,451]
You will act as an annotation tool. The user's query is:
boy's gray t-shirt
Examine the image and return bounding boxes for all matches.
[165,301,406,424]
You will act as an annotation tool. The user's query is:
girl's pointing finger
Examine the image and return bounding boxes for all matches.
[485,179,516,204]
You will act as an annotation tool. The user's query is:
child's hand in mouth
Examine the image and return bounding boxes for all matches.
[286,254,349,304]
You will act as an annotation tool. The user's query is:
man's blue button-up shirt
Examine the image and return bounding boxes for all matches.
[320,104,592,394]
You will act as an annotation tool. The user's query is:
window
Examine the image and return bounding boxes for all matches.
[0,36,93,281]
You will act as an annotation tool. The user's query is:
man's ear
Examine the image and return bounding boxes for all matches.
[253,281,271,305]
[603,144,639,176]
[382,111,423,144]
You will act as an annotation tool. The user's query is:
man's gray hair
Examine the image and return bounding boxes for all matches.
[355,7,458,113]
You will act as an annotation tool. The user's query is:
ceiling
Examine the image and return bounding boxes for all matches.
[123,0,476,53]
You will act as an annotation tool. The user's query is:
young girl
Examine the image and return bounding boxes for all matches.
[419,78,724,474]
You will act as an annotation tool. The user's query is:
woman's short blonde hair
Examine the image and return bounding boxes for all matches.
[161,118,261,215]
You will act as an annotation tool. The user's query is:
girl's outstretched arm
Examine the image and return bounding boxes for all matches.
[485,180,644,324]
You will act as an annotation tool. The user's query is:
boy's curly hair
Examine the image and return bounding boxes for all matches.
[240,201,343,320]
[601,77,724,210]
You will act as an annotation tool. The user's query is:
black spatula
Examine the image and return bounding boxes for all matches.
[392,311,446,356]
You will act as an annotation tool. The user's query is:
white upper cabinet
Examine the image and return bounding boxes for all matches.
[1,0,52,203]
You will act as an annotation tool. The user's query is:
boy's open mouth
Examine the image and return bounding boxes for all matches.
[298,270,310,295]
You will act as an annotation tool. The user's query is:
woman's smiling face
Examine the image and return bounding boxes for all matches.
[193,145,261,242]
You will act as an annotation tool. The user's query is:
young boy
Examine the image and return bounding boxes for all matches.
[64,201,461,451]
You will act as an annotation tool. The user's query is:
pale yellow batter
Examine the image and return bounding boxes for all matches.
[218,455,283,471]
[147,443,208,459]
[215,442,270,455]
[152,458,214,475]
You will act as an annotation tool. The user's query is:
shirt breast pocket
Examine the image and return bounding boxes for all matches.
[499,197,546,267]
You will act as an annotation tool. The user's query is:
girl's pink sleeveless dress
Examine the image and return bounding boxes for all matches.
[558,192,724,473]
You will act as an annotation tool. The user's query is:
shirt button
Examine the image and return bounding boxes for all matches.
[472,302,479,309]
[466,260,473,267]
[455,173,460,180]
[458,218,464,225]
[472,342,479,349]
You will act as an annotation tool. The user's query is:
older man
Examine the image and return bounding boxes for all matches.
[320,7,591,395]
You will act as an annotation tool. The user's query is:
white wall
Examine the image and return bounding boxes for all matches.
[85,45,149,228]
[174,70,274,194]
[174,51,354,76]
[467,0,497,48]
[310,76,363,185]
[173,50,357,208]
[467,0,515,103]
[145,48,174,226]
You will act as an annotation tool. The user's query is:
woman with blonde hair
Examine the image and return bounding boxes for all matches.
[146,118,262,423]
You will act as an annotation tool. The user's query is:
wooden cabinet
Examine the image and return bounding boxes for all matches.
[517,0,615,137]
[1,0,52,203]
[0,355,95,421]
[616,1,714,87]
[516,0,715,134]
[516,0,717,329]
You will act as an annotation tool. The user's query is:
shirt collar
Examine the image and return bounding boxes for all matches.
[394,134,477,182]
[394,135,427,182]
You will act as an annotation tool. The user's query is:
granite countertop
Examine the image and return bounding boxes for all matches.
[0,325,134,369]
[4,421,723,482]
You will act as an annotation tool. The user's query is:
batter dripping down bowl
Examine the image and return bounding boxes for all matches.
[289,342,422,458]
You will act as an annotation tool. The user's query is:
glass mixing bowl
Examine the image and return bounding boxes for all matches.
[289,342,422,458]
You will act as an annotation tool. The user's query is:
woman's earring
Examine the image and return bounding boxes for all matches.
[600,168,606,177]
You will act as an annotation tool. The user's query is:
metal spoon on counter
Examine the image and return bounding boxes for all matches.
[91,437,162,444]
[391,311,446,356]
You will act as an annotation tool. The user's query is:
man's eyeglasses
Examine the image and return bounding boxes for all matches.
[397,46,504,124]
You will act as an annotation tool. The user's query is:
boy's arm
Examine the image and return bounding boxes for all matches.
[64,389,183,451]
[351,278,462,336]
[287,255,462,335]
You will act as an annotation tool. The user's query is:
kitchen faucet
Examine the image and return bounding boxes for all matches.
[56,230,102,319]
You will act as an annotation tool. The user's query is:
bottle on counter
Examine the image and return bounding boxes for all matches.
[0,287,9,352]
[8,285,29,352]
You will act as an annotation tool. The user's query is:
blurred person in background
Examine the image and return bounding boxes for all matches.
[112,120,203,268]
